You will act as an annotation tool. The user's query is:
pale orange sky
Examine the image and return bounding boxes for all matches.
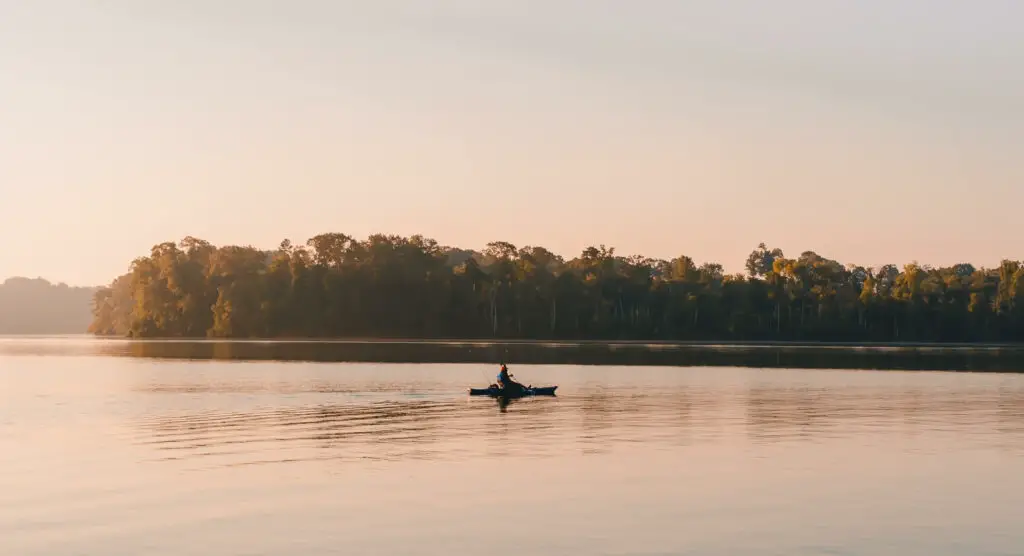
[1,1,1021,286]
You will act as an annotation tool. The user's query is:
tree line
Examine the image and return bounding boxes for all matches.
[88,234,1024,342]
[1,277,95,334]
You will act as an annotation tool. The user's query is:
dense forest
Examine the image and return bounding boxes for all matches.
[0,278,95,334]
[88,234,1024,342]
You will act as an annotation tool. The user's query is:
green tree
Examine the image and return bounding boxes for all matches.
[86,234,1024,343]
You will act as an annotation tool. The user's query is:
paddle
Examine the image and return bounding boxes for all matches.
[507,373,530,393]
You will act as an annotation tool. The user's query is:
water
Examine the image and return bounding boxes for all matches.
[2,340,1024,555]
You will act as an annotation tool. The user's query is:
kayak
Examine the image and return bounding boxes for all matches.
[468,385,558,398]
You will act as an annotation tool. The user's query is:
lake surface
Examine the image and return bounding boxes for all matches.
[2,339,1024,555]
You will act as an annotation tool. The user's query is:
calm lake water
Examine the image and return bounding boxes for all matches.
[2,339,1024,555]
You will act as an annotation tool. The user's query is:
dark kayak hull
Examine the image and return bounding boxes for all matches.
[468,385,558,398]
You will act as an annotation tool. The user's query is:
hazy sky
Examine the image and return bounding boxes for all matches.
[2,1,1021,286]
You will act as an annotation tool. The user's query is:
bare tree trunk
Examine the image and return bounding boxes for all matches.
[550,298,557,335]
[490,288,497,335]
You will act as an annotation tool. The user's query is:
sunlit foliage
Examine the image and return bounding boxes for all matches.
[90,236,1024,342]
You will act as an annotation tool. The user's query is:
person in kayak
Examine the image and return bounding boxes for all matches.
[496,364,525,393]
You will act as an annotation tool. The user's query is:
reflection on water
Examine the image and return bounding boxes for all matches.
[4,335,1024,370]
[131,390,588,466]
[116,367,1024,468]
[4,349,1024,555]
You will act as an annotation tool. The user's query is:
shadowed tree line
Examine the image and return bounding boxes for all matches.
[88,235,1024,342]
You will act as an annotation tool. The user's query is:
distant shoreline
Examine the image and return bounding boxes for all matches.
[7,334,1024,351]
[59,336,1024,351]
[4,336,1024,372]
